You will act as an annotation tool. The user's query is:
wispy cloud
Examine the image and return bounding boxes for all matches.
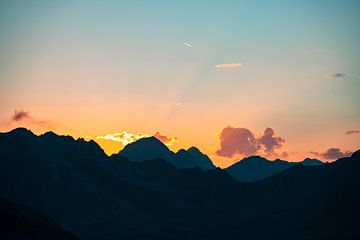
[333,73,346,78]
[1,110,52,128]
[215,63,242,69]
[92,131,179,147]
[95,132,149,146]
[184,42,192,48]
[12,110,31,122]
[154,132,178,146]
[345,130,360,135]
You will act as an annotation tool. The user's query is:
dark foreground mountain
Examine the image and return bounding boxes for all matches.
[0,197,79,240]
[225,156,324,181]
[0,128,359,240]
[118,136,215,170]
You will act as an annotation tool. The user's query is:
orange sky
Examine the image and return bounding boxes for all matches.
[0,1,359,168]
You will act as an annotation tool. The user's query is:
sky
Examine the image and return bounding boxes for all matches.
[1,0,359,168]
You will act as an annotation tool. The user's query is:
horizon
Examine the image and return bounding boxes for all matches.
[1,126,350,168]
[1,0,359,168]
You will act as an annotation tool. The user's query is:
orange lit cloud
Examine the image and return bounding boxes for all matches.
[154,132,179,146]
[88,131,179,156]
[258,128,285,156]
[216,127,259,157]
[216,126,285,158]
[95,131,150,146]
[215,63,242,69]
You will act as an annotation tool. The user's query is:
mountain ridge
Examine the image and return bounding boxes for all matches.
[118,135,216,170]
[0,128,358,240]
[225,155,324,181]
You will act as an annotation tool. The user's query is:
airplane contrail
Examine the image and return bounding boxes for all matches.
[184,42,192,48]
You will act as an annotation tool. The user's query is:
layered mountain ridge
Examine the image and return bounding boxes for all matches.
[0,128,358,240]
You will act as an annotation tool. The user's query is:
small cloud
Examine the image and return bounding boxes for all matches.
[2,110,52,129]
[215,63,242,69]
[345,130,360,135]
[175,102,183,106]
[258,128,285,156]
[184,42,192,48]
[333,73,346,78]
[12,110,31,122]
[311,148,353,160]
[96,131,149,146]
[154,132,179,146]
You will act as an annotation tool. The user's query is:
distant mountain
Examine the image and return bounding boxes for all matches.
[0,128,358,240]
[225,156,324,181]
[225,156,295,181]
[173,147,215,170]
[0,197,79,240]
[118,136,173,162]
[301,158,324,166]
[118,136,215,170]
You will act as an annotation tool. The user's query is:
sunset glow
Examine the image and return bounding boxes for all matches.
[1,1,359,168]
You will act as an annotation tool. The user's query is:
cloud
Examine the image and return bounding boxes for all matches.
[216,126,285,158]
[2,110,51,128]
[12,110,31,122]
[345,130,360,135]
[96,131,149,146]
[184,42,193,48]
[93,131,179,147]
[215,63,242,69]
[258,128,285,155]
[333,73,346,78]
[154,132,179,146]
[311,148,353,160]
[216,127,259,158]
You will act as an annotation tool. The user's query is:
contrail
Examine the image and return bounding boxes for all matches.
[184,42,192,48]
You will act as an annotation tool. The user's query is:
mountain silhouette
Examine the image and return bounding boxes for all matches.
[173,147,215,170]
[118,136,173,162]
[225,155,324,181]
[301,157,324,166]
[0,197,79,240]
[0,128,359,240]
[118,136,215,170]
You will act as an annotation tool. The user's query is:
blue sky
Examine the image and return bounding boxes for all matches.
[1,0,359,166]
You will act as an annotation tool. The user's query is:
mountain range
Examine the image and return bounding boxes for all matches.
[118,135,324,181]
[0,197,79,240]
[0,128,359,240]
[225,156,324,181]
[118,136,216,170]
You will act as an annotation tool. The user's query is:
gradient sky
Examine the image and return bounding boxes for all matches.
[1,0,359,167]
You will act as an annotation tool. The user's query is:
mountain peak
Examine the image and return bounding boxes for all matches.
[5,127,34,137]
[226,155,295,182]
[187,146,201,153]
[134,136,167,147]
[174,146,215,170]
[301,158,324,166]
[118,136,173,162]
[240,155,269,164]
